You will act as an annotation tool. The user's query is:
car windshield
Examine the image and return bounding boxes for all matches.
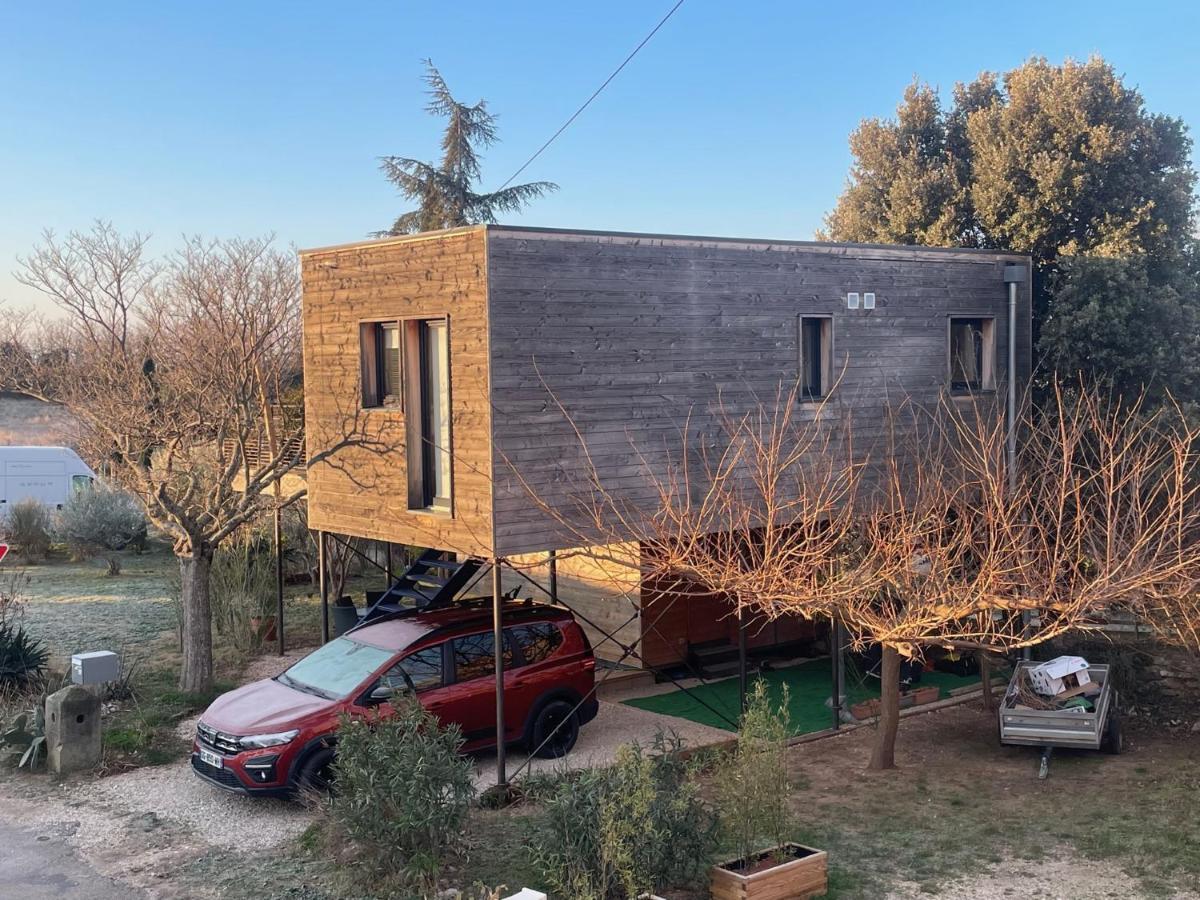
[277,637,393,700]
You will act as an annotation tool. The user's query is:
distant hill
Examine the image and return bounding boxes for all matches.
[0,392,79,446]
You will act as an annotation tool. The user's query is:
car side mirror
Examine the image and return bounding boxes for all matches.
[369,684,396,703]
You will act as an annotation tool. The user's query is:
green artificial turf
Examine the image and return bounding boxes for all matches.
[622,657,984,735]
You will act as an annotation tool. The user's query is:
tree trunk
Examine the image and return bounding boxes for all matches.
[179,547,215,694]
[869,644,901,771]
[978,651,996,713]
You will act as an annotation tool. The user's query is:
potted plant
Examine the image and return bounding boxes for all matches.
[711,683,827,899]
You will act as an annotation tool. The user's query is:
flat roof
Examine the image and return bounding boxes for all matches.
[298,223,1027,262]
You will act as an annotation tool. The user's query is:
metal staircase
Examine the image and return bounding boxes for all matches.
[358,550,484,624]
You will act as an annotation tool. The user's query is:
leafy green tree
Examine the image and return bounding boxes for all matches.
[379,61,557,235]
[823,56,1198,396]
[1040,253,1200,404]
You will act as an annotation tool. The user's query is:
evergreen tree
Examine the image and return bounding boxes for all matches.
[823,56,1199,398]
[379,61,557,235]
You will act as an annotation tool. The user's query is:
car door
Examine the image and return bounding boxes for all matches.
[366,641,452,720]
[438,629,518,747]
[504,621,568,721]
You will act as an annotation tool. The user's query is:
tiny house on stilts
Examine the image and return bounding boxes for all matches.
[300,225,1032,785]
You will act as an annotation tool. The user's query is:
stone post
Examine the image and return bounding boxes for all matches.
[45,685,102,775]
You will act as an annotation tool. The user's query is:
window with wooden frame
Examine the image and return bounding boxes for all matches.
[403,317,452,512]
[947,316,996,393]
[798,315,833,401]
[359,321,402,409]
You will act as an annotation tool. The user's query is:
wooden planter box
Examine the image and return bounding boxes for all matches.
[908,685,940,706]
[710,843,828,899]
[849,692,917,721]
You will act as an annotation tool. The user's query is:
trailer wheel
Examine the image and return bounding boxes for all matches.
[1101,712,1123,755]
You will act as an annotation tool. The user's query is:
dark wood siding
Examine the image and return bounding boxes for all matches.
[300,227,494,557]
[486,228,1032,556]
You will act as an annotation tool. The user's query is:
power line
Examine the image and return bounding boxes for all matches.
[495,0,687,191]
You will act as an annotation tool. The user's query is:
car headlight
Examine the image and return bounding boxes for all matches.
[239,729,300,749]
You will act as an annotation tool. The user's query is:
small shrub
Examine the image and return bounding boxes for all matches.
[0,623,50,692]
[715,681,793,865]
[210,530,276,650]
[533,733,717,900]
[326,702,474,892]
[56,485,147,575]
[0,705,46,770]
[2,499,51,560]
[0,569,31,628]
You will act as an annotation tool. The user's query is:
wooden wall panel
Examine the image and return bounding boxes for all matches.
[486,227,1032,556]
[300,227,494,557]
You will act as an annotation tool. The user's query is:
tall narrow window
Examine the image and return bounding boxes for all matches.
[404,318,452,511]
[423,319,451,508]
[381,323,401,402]
[798,315,833,401]
[948,317,996,393]
[360,321,402,408]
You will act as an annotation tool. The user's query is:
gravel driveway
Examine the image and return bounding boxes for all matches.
[470,700,731,789]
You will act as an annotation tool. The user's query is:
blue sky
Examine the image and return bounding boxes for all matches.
[2,1,1197,310]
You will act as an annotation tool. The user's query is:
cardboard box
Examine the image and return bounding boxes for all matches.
[1029,655,1090,697]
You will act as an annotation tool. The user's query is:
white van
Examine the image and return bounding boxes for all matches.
[0,446,95,511]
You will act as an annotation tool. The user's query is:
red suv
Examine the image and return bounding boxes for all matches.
[191,600,597,795]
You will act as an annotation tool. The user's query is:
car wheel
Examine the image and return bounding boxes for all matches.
[295,747,337,794]
[529,700,580,759]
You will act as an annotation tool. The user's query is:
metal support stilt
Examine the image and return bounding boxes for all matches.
[831,618,846,729]
[274,507,285,655]
[548,549,558,604]
[492,560,506,791]
[317,530,329,645]
[737,605,748,716]
[384,541,393,587]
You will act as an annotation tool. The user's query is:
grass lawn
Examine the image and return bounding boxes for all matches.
[2,542,376,770]
[622,657,985,735]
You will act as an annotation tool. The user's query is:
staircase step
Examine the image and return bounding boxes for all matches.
[412,573,450,588]
[701,660,757,679]
[390,586,433,603]
[420,557,465,573]
[692,642,738,661]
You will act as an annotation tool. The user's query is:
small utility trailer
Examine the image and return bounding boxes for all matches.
[998,661,1122,778]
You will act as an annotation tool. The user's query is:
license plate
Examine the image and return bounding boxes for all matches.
[199,748,223,769]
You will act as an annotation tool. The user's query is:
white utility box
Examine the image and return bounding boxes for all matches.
[71,650,120,685]
[1029,655,1090,697]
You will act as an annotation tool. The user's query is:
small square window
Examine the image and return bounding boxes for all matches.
[948,317,996,393]
[798,316,833,401]
[360,321,402,409]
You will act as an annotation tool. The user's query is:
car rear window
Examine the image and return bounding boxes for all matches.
[508,622,564,666]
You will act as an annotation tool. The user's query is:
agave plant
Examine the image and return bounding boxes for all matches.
[0,622,50,691]
[0,707,46,770]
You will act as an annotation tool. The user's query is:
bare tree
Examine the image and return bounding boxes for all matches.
[3,224,381,691]
[504,380,1200,770]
